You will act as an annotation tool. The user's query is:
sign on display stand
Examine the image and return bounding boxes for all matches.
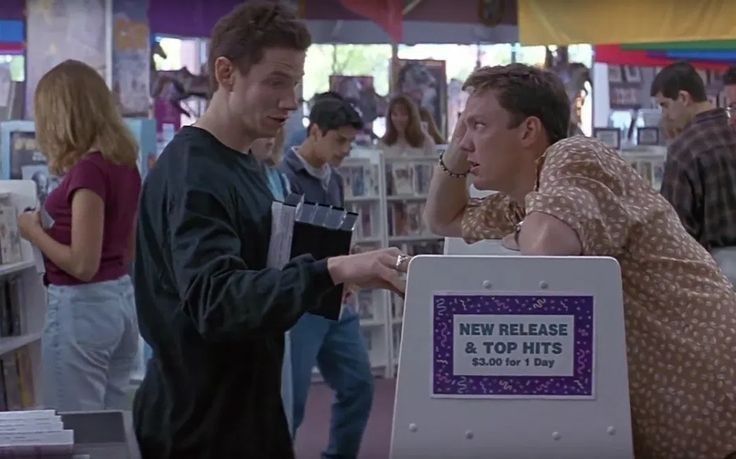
[390,254,633,459]
[432,292,594,400]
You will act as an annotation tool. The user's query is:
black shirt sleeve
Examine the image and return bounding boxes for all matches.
[168,182,336,342]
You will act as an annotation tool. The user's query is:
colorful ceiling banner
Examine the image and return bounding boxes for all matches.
[518,0,736,46]
[0,19,24,54]
[594,45,732,70]
[622,41,736,51]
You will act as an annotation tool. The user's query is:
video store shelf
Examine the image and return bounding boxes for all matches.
[0,331,43,356]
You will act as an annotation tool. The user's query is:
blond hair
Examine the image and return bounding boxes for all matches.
[34,60,138,175]
[265,128,286,166]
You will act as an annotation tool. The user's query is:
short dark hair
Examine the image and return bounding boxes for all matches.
[463,64,570,145]
[207,2,311,93]
[313,91,344,102]
[724,66,736,86]
[308,98,363,135]
[650,62,707,102]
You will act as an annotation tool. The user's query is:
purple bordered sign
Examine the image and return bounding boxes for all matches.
[432,293,595,399]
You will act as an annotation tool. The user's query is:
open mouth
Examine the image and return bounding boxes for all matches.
[268,116,287,125]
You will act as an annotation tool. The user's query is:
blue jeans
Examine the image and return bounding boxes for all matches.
[290,309,374,459]
[42,275,138,411]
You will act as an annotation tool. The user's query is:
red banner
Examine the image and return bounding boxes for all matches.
[0,43,24,54]
[338,0,403,42]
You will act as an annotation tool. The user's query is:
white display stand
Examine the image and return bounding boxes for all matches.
[443,237,514,256]
[391,255,633,458]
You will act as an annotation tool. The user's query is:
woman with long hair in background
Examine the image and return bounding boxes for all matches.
[381,94,437,156]
[18,59,142,411]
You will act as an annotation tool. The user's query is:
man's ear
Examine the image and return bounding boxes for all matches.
[308,124,322,140]
[677,90,692,106]
[214,56,236,92]
[520,116,544,146]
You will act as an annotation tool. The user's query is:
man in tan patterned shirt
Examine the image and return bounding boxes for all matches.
[424,63,736,459]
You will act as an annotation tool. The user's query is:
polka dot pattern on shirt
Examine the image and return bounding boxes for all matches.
[461,136,736,459]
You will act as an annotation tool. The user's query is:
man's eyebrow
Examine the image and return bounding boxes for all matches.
[266,70,294,79]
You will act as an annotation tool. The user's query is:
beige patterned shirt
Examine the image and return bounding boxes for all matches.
[461,136,736,459]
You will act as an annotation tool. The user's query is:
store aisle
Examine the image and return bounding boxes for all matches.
[294,378,396,459]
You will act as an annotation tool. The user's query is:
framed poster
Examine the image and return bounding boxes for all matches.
[328,75,384,142]
[593,127,622,150]
[637,126,660,146]
[0,121,58,206]
[432,292,595,399]
[392,58,448,138]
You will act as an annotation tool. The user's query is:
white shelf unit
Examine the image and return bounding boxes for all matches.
[339,148,392,379]
[0,180,47,410]
[618,145,667,191]
[309,147,448,380]
[383,154,445,376]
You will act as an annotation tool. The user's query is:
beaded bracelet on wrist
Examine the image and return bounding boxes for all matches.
[438,152,469,178]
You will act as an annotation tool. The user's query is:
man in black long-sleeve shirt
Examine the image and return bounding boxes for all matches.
[132,3,409,458]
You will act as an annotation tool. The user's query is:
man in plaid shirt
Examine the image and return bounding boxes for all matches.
[650,62,736,253]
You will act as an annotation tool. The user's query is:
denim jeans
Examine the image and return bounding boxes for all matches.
[42,275,138,411]
[290,308,374,459]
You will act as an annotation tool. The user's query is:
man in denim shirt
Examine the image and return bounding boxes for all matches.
[280,97,370,459]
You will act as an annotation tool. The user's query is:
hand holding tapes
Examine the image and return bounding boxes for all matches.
[328,247,410,297]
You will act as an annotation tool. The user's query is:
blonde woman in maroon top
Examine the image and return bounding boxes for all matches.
[18,60,142,411]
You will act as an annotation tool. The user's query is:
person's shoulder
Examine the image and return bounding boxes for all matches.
[667,127,700,164]
[279,147,298,169]
[159,127,214,160]
[545,135,611,162]
[150,128,239,196]
[69,152,109,179]
[541,135,626,180]
[331,164,344,182]
[158,127,238,174]
[75,151,107,168]
[86,151,141,177]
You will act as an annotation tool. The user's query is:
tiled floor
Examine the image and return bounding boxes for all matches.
[294,378,396,459]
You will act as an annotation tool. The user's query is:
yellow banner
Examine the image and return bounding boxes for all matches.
[518,0,736,45]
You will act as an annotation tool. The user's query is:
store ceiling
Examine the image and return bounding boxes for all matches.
[0,0,519,45]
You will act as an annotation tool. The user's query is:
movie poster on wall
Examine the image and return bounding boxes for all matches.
[8,131,59,206]
[112,0,151,117]
[392,59,448,139]
[329,75,386,143]
[26,0,108,118]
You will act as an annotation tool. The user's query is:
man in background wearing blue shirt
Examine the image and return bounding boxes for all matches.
[280,97,371,459]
